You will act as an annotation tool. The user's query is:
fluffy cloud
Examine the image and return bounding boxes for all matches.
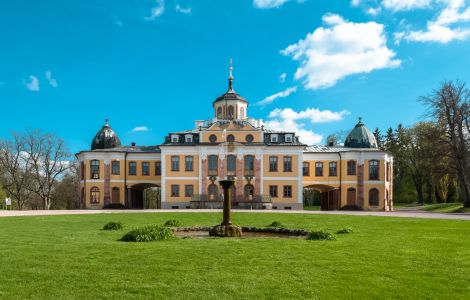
[25,75,39,92]
[45,71,57,88]
[281,14,400,89]
[256,86,297,106]
[253,0,290,9]
[175,4,191,14]
[382,0,431,11]
[145,0,165,20]
[265,107,349,145]
[279,72,287,83]
[132,126,149,132]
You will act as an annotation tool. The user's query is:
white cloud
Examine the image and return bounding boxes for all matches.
[145,0,165,20]
[367,7,382,16]
[351,0,361,6]
[382,0,431,11]
[265,107,349,145]
[256,86,297,106]
[253,0,289,9]
[175,4,191,14]
[281,14,400,89]
[25,75,39,92]
[132,126,149,132]
[45,71,57,88]
[279,72,287,83]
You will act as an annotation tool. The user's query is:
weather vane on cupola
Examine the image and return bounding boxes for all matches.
[228,57,235,92]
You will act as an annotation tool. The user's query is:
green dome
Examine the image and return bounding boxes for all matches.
[344,118,377,148]
[91,119,122,150]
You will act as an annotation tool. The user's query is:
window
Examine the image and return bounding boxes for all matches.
[111,161,120,175]
[90,160,100,179]
[228,105,235,120]
[171,156,180,172]
[209,134,217,143]
[269,185,278,198]
[369,160,379,180]
[329,162,337,176]
[369,188,379,206]
[185,185,194,197]
[303,162,310,176]
[227,155,236,176]
[244,184,254,200]
[90,187,100,203]
[141,162,150,176]
[227,134,235,142]
[171,185,180,197]
[283,156,292,172]
[240,107,245,119]
[244,155,254,176]
[347,160,356,176]
[185,135,193,143]
[283,185,292,198]
[271,135,278,143]
[185,156,194,171]
[208,184,218,200]
[245,134,254,143]
[269,156,278,172]
[171,135,179,143]
[208,155,218,176]
[285,135,292,142]
[315,162,323,176]
[217,107,222,119]
[129,162,136,175]
[155,161,161,176]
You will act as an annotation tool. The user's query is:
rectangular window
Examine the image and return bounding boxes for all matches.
[283,156,292,172]
[155,161,161,176]
[244,155,254,176]
[185,185,194,197]
[271,135,278,143]
[185,136,193,143]
[90,160,100,179]
[111,161,120,175]
[171,185,179,197]
[369,160,379,180]
[315,162,323,177]
[269,156,278,172]
[269,185,278,198]
[283,185,292,198]
[302,162,310,176]
[227,155,236,176]
[329,162,337,177]
[171,156,180,172]
[129,162,136,175]
[347,161,356,176]
[185,156,194,171]
[142,162,150,176]
[208,155,218,176]
[285,135,292,142]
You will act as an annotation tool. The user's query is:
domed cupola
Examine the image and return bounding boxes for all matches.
[213,59,248,120]
[344,117,378,148]
[91,119,122,150]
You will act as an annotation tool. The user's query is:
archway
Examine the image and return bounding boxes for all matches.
[127,183,161,209]
[244,184,254,201]
[303,184,340,211]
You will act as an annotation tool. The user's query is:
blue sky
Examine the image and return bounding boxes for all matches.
[1,0,470,153]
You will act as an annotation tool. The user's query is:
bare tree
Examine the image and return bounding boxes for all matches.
[421,80,470,207]
[0,133,34,210]
[25,130,71,210]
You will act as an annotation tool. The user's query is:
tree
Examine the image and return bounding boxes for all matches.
[373,128,384,149]
[421,80,470,207]
[0,133,34,210]
[25,130,72,210]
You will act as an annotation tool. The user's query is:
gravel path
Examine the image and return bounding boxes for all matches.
[0,209,469,220]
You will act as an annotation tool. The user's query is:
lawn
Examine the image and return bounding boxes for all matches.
[1,212,469,299]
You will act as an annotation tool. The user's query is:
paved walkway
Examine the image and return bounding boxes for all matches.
[0,209,469,220]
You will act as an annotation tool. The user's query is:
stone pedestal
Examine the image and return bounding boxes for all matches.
[209,224,242,237]
[209,179,242,237]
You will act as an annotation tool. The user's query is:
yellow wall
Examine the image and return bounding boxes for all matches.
[165,179,198,203]
[263,180,299,204]
[200,131,262,143]
[263,154,299,177]
[165,155,199,177]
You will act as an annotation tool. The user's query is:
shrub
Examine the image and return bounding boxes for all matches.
[103,221,124,230]
[103,203,126,209]
[307,230,336,241]
[268,221,284,228]
[336,227,353,234]
[164,219,182,227]
[121,225,174,242]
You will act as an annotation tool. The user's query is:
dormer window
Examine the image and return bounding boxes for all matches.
[271,134,278,143]
[171,135,179,143]
[185,134,193,143]
[285,134,293,143]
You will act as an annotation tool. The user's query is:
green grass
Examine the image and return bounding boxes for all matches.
[1,212,470,299]
[420,203,470,213]
[303,205,320,211]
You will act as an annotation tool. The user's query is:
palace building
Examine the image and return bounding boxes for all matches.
[76,65,393,211]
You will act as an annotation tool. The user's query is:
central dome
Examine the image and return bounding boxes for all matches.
[344,118,378,148]
[91,119,122,150]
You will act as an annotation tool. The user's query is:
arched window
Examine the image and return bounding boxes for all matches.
[90,187,100,204]
[245,134,254,143]
[90,160,100,179]
[244,155,255,176]
[208,184,219,200]
[244,184,254,201]
[347,188,356,205]
[369,188,379,206]
[208,155,218,176]
[112,187,120,203]
[227,155,236,177]
[369,160,379,180]
[240,107,245,119]
[227,134,235,142]
[209,134,217,143]
[228,106,235,120]
[217,107,223,119]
